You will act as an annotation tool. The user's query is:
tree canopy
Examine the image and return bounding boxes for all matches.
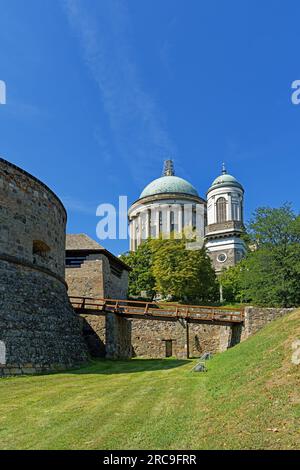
[221,204,300,307]
[121,236,218,304]
[120,241,156,299]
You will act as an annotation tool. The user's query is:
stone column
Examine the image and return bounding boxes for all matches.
[131,218,136,251]
[178,205,183,235]
[129,219,133,251]
[175,319,189,359]
[184,203,193,235]
[153,208,160,238]
[138,214,142,247]
[227,193,232,221]
[166,206,171,237]
[160,205,168,238]
[213,196,216,224]
[145,209,150,239]
[196,203,205,240]
[218,325,233,352]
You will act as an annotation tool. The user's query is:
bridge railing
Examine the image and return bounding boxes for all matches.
[69,296,244,323]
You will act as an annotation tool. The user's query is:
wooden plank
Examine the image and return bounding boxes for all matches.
[70,296,244,324]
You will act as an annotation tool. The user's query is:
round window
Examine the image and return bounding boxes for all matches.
[217,253,227,263]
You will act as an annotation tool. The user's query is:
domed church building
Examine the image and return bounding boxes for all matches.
[128,160,246,273]
[128,160,206,252]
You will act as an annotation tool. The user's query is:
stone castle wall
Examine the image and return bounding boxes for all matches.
[66,254,128,300]
[76,306,294,360]
[66,253,128,357]
[131,319,236,357]
[0,158,88,375]
[129,307,293,358]
[80,314,238,359]
[242,306,294,340]
[66,257,106,299]
[0,158,66,277]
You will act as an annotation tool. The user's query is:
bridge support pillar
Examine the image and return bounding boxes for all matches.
[175,319,190,359]
[105,313,132,359]
[230,323,243,347]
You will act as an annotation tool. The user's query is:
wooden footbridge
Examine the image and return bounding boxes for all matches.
[69,297,244,325]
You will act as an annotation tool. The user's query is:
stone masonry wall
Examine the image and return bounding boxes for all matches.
[207,247,237,273]
[66,253,128,357]
[130,307,293,358]
[131,319,235,358]
[66,254,128,301]
[66,257,105,299]
[241,307,294,341]
[0,158,88,375]
[0,260,88,376]
[74,307,294,360]
[0,158,66,278]
[105,313,132,359]
[79,315,106,357]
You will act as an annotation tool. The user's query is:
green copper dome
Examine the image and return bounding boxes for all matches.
[208,164,243,192]
[140,175,199,199]
[212,173,239,186]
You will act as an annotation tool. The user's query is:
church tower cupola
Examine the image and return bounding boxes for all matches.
[205,164,246,273]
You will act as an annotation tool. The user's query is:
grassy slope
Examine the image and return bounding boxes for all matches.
[0,310,299,450]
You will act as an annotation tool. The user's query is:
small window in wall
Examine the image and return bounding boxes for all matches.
[66,256,86,268]
[216,197,227,223]
[217,253,227,263]
[32,240,50,261]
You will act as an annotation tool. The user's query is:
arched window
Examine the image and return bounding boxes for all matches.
[216,197,227,223]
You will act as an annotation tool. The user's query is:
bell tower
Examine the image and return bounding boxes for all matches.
[205,164,246,273]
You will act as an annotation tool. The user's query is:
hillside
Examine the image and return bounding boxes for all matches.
[0,309,299,450]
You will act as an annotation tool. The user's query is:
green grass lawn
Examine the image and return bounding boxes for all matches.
[0,310,299,450]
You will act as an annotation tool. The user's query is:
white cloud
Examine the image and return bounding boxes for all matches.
[62,0,175,182]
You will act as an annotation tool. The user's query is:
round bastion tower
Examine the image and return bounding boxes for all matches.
[0,158,88,375]
[205,164,246,273]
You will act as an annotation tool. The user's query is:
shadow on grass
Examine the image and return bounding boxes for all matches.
[71,358,192,375]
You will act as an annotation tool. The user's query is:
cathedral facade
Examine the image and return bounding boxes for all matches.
[128,160,246,273]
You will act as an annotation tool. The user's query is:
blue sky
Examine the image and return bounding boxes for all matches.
[0,0,299,255]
